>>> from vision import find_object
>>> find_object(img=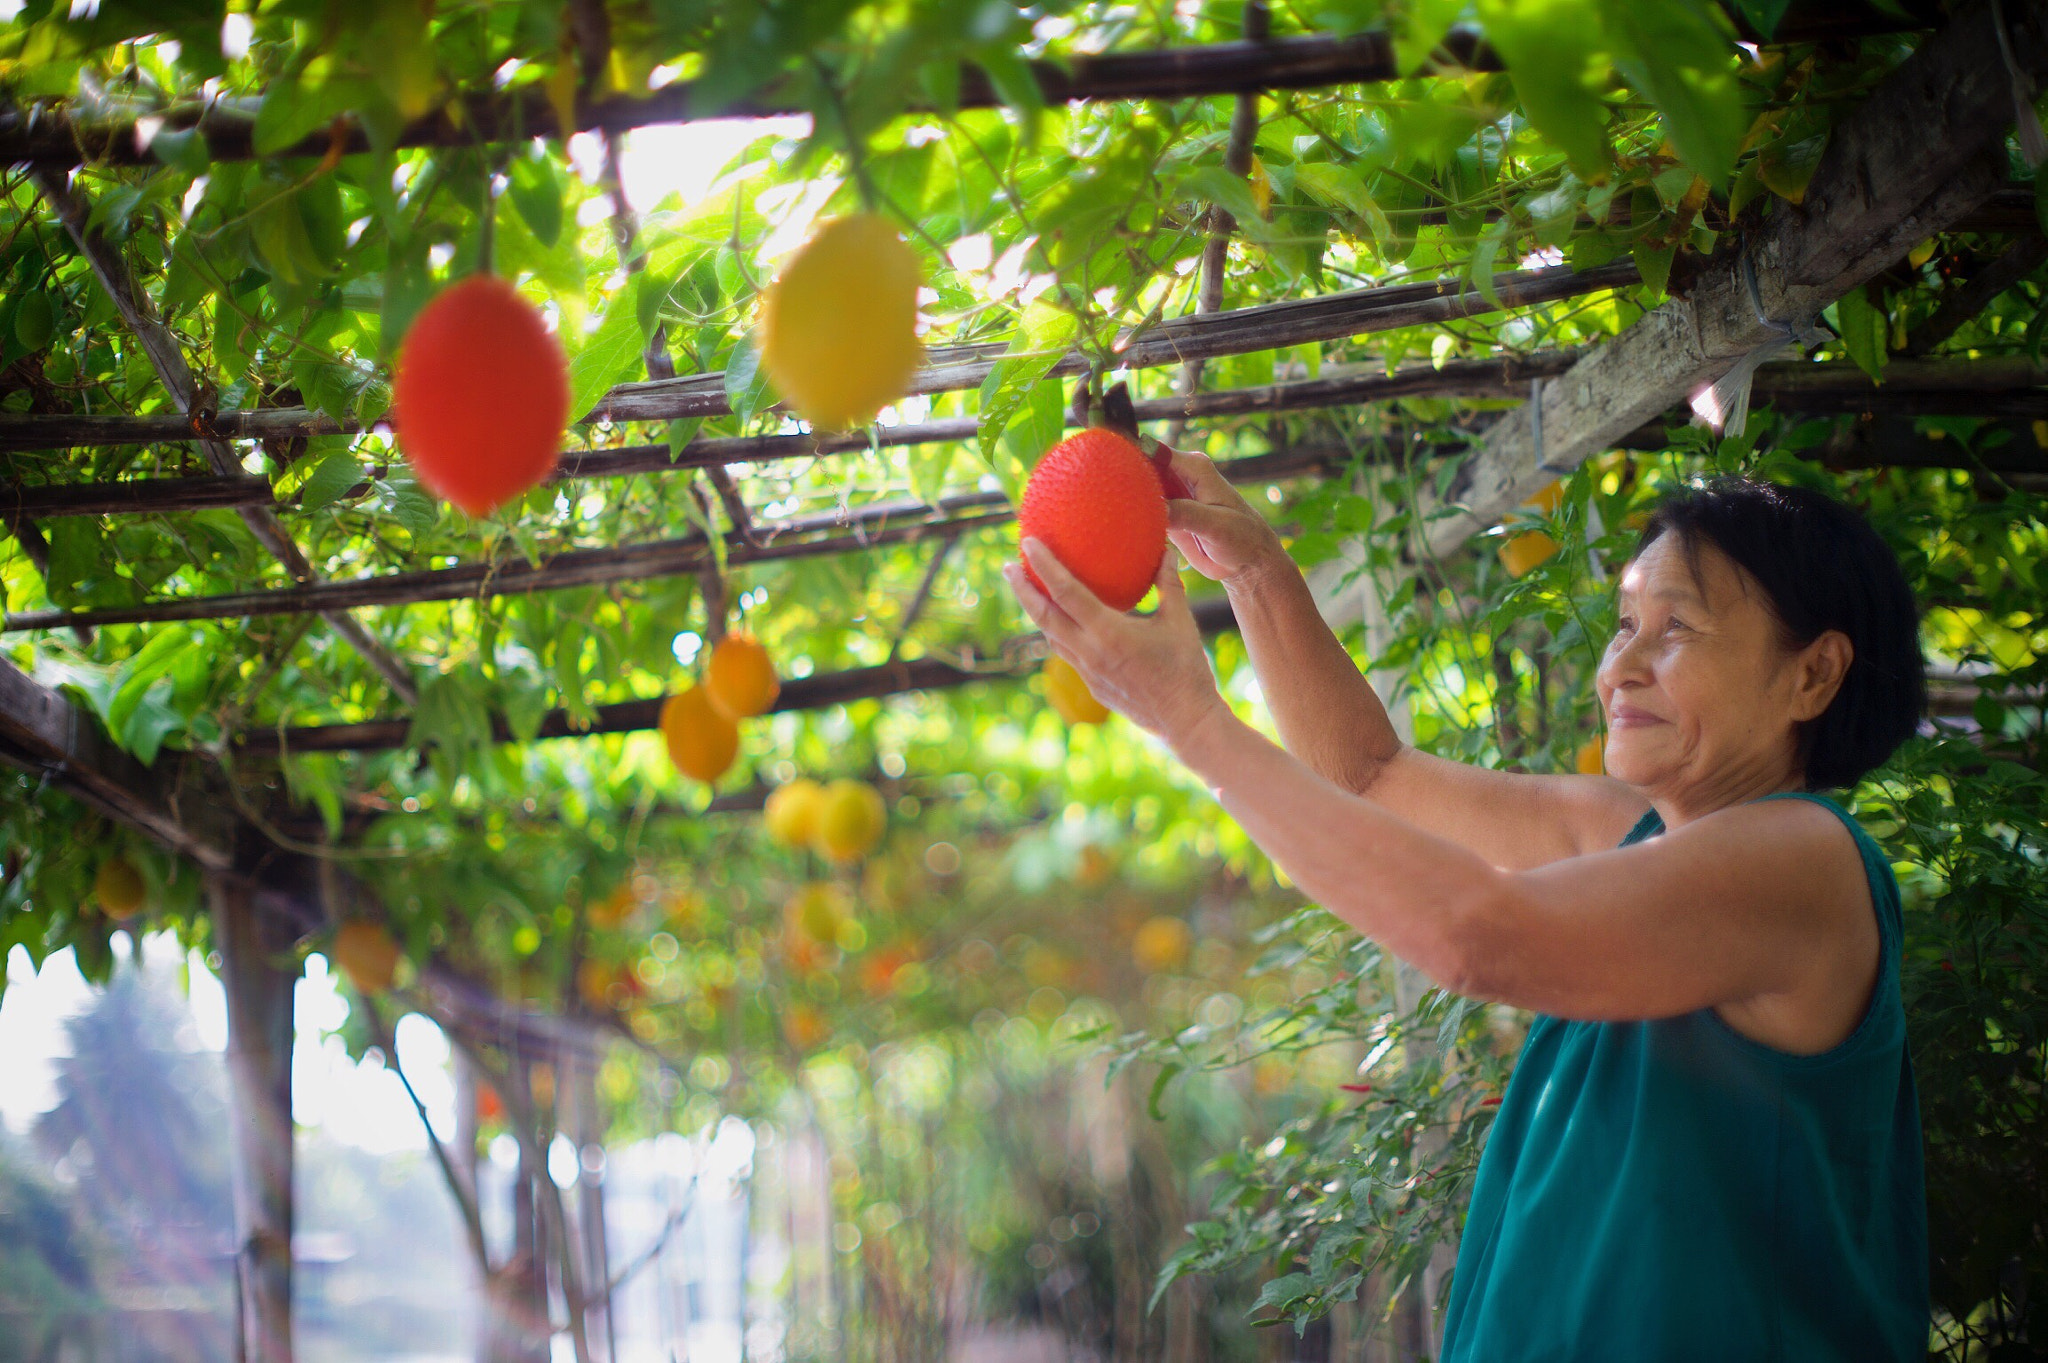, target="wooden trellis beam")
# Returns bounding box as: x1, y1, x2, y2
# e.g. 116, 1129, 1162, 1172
0, 259, 1637, 455
236, 595, 1243, 756
0, 9, 1951, 173
1, 446, 1338, 633
7, 353, 2041, 520
31, 170, 422, 707
1419, 0, 2048, 559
